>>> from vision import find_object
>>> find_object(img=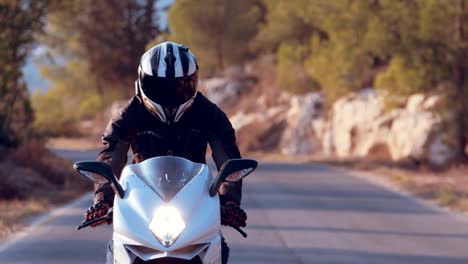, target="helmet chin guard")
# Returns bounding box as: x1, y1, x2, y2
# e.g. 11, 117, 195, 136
137, 79, 196, 124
